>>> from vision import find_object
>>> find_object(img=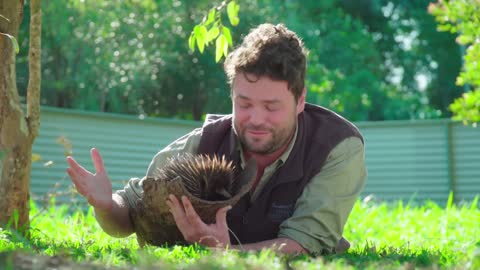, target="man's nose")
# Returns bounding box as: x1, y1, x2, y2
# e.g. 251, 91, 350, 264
249, 107, 265, 125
